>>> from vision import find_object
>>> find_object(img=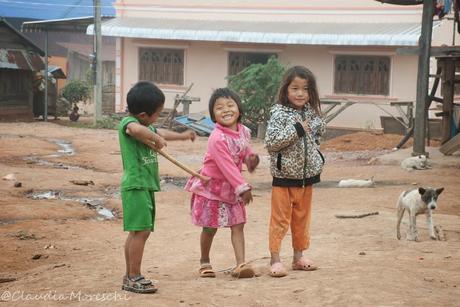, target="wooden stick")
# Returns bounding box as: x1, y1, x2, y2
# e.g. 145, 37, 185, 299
154, 146, 209, 182
335, 212, 379, 219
